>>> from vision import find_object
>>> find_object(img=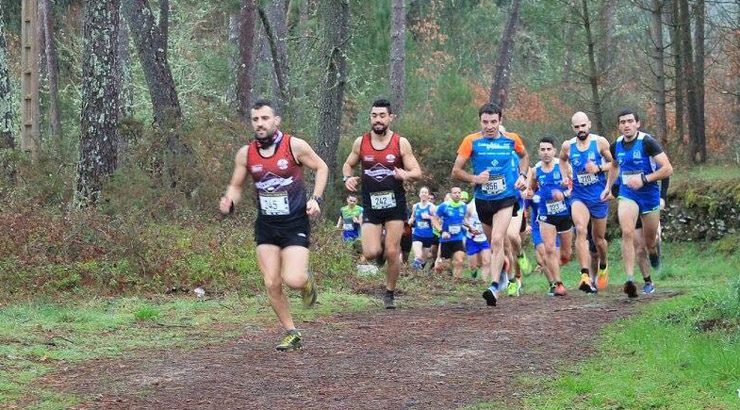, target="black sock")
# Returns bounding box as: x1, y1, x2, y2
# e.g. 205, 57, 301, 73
556, 281, 563, 286
644, 276, 652, 284
599, 263, 607, 270
385, 289, 394, 296
581, 268, 589, 275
